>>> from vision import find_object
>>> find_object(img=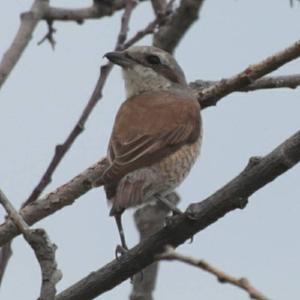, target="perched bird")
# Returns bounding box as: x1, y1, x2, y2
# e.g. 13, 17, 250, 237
96, 46, 202, 253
